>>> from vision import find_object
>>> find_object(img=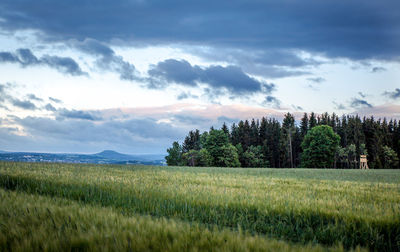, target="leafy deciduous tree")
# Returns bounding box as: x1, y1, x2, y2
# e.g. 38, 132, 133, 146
301, 125, 340, 168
